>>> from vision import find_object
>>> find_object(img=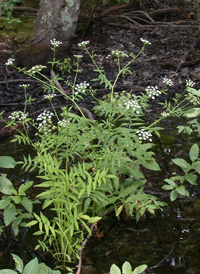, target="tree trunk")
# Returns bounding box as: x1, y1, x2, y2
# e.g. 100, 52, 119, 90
16, 0, 81, 69
33, 0, 81, 45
